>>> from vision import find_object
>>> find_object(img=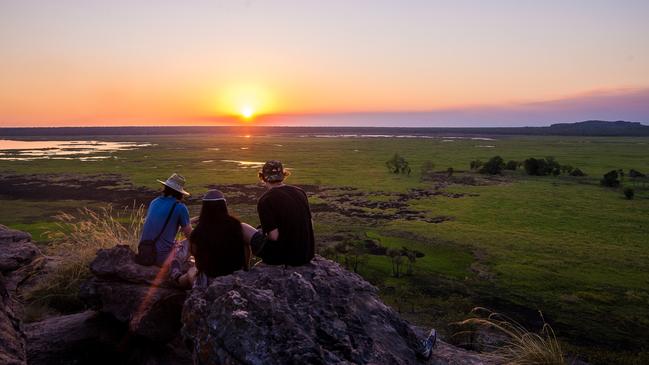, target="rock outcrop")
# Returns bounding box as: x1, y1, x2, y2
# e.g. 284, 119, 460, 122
80, 245, 187, 342
182, 256, 486, 365
0, 226, 488, 365
0, 224, 38, 273
0, 224, 42, 365
25, 311, 116, 365
0, 277, 26, 365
